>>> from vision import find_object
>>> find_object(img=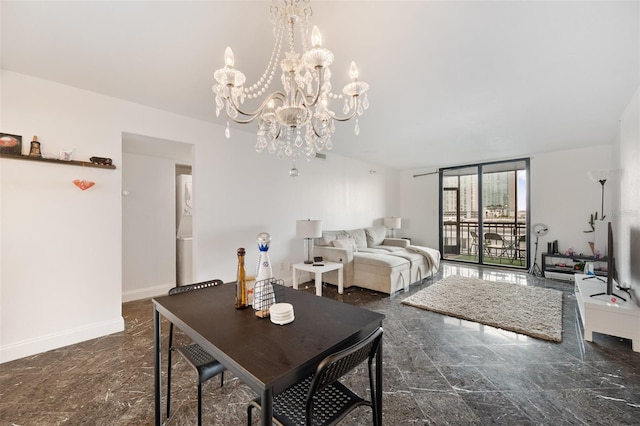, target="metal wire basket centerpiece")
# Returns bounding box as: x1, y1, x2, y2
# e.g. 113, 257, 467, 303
253, 278, 285, 318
